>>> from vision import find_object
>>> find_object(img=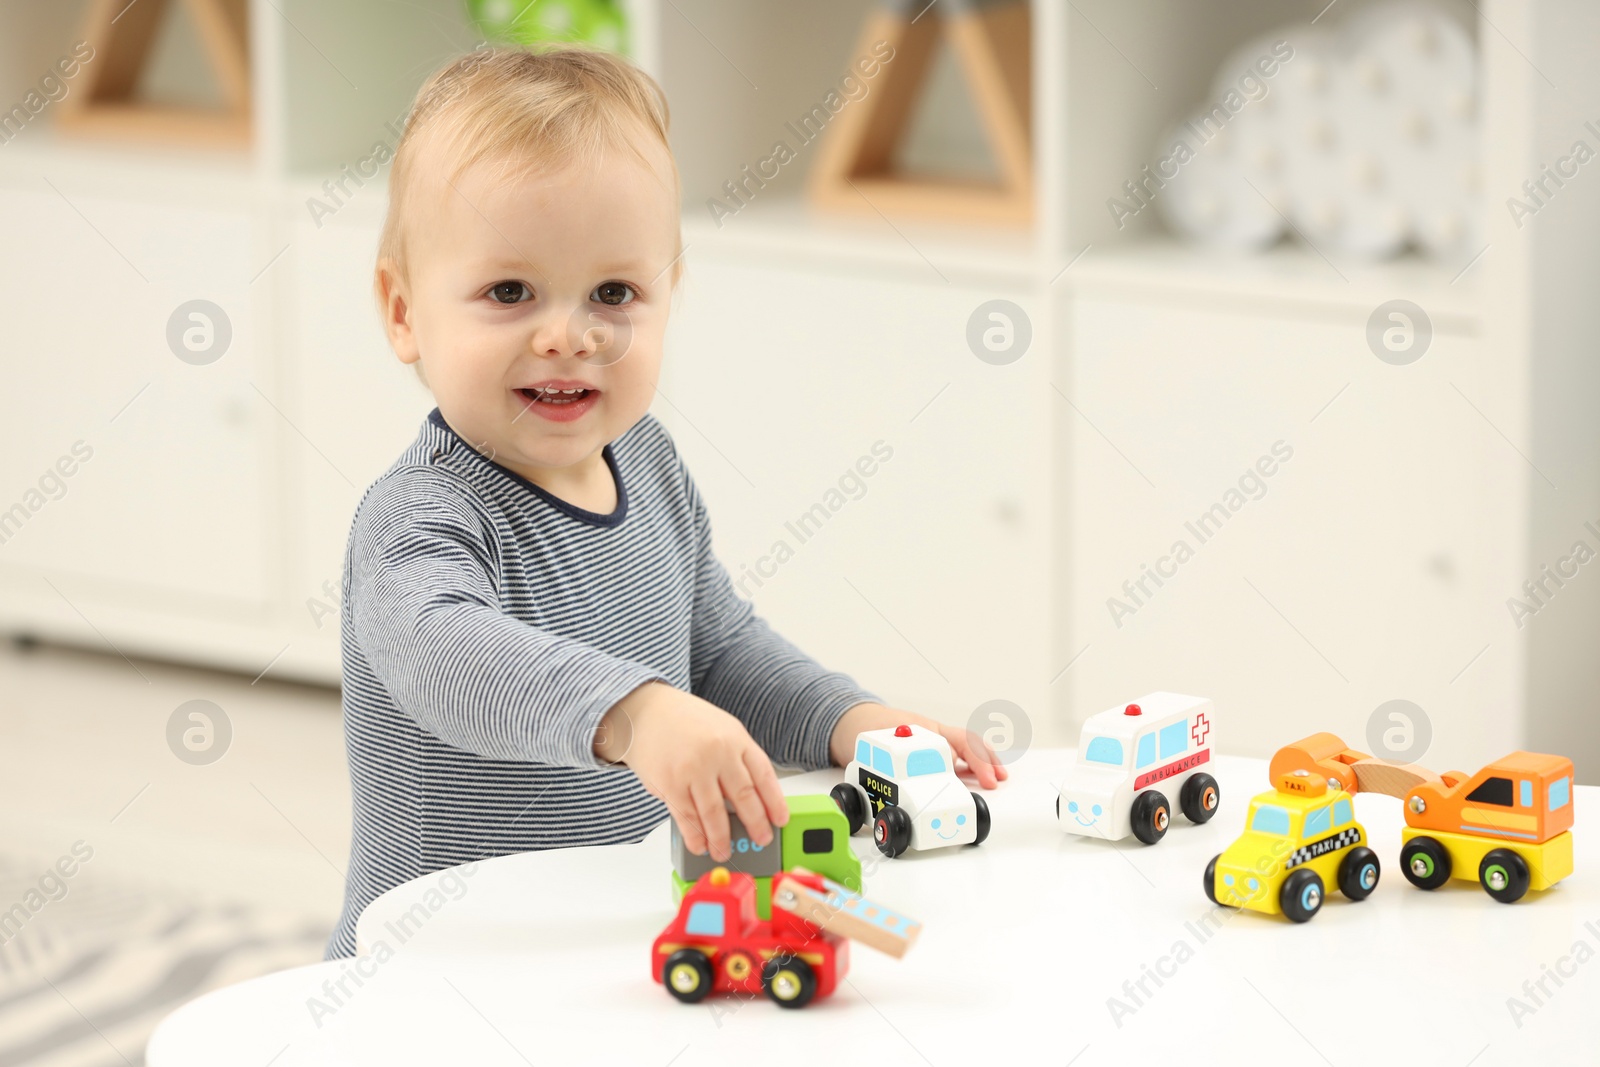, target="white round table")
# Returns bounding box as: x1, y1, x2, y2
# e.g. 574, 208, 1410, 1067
149, 750, 1596, 1066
